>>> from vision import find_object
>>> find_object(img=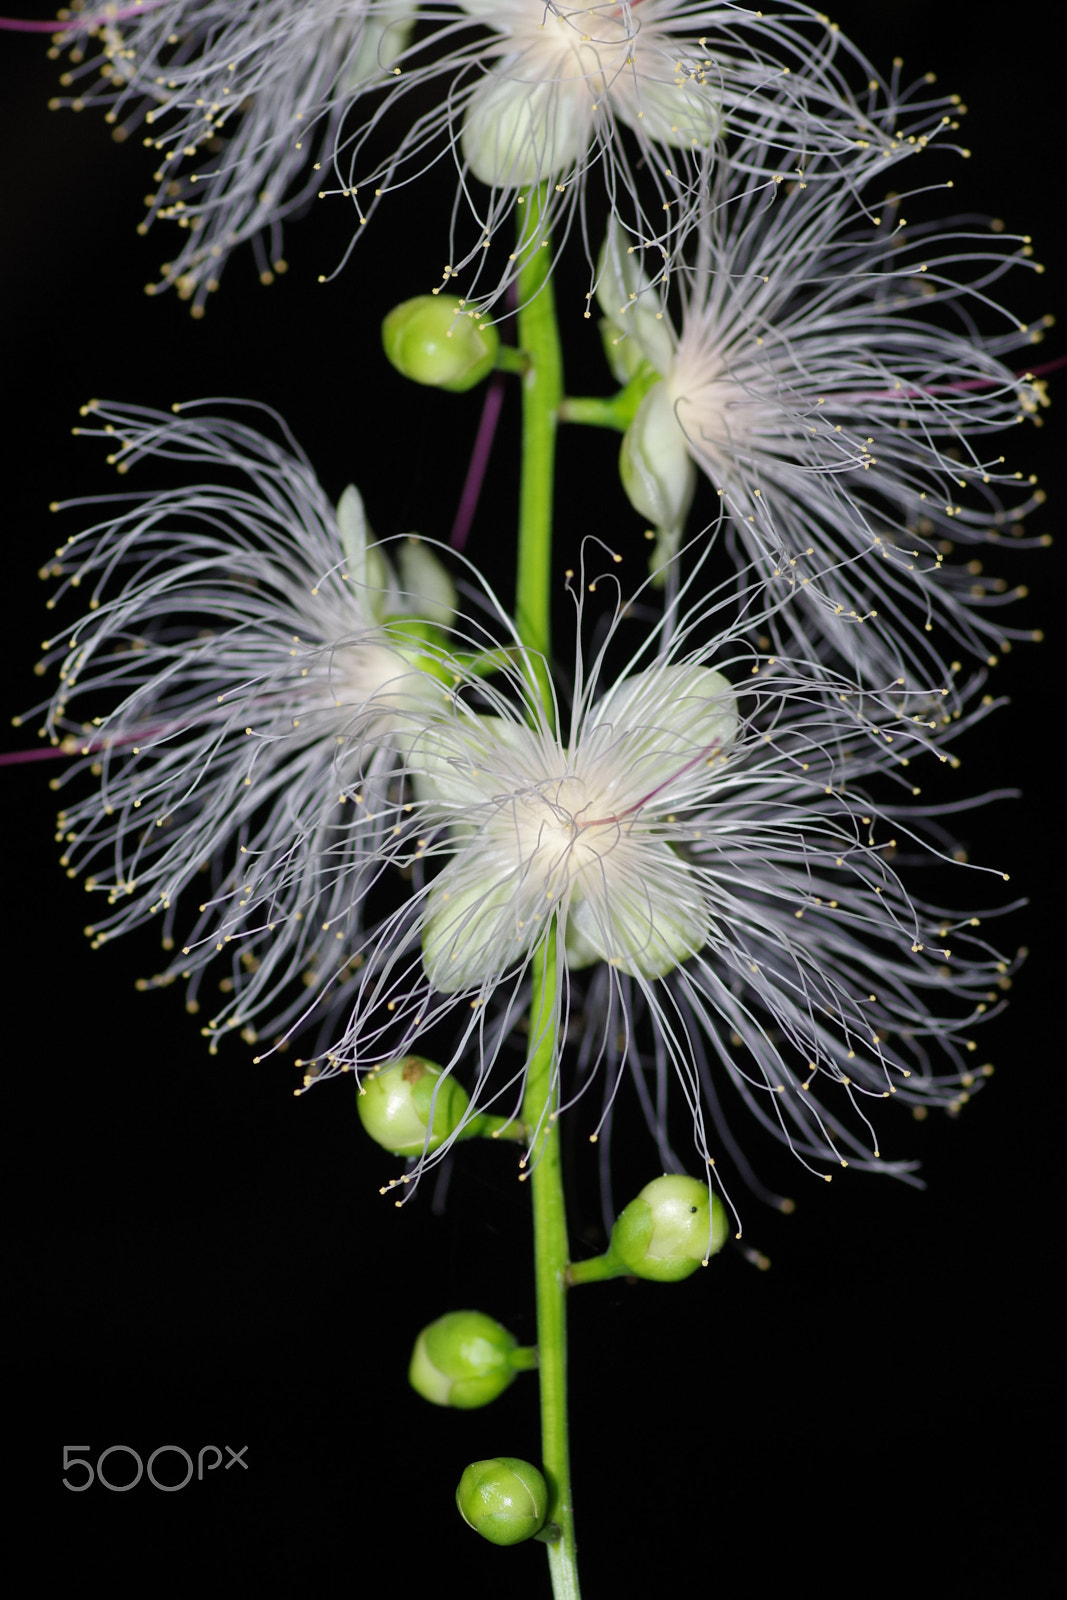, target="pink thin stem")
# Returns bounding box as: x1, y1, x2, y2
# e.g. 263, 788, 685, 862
450, 373, 505, 553
845, 352, 1067, 405
0, 743, 75, 765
